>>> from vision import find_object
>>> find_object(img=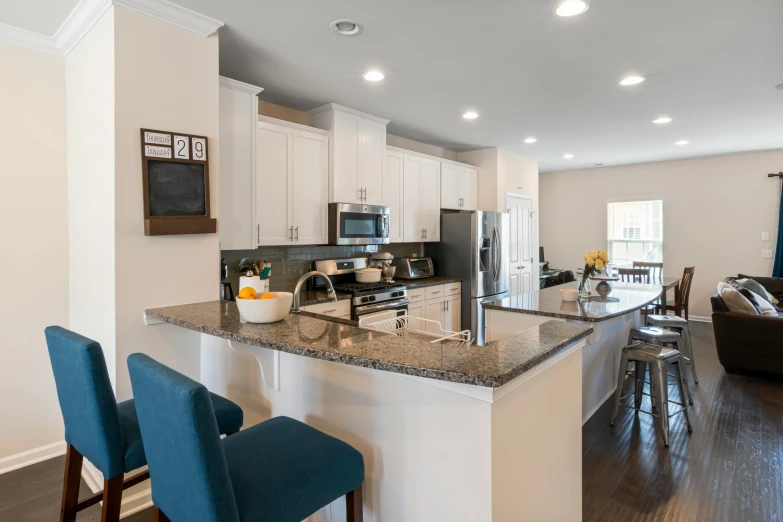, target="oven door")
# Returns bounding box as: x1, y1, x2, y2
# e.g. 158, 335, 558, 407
355, 299, 409, 324
329, 203, 390, 245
